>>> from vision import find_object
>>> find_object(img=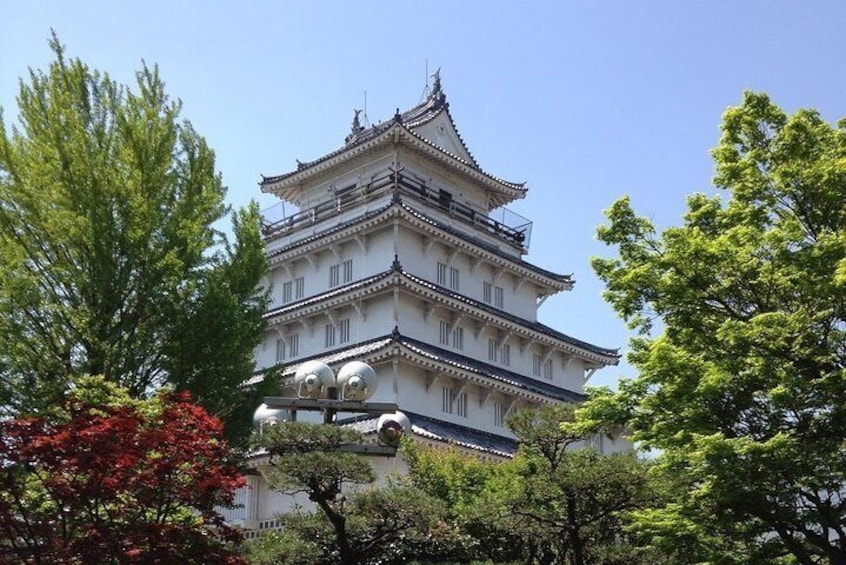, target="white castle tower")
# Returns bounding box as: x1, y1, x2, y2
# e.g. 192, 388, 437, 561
236, 75, 621, 531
